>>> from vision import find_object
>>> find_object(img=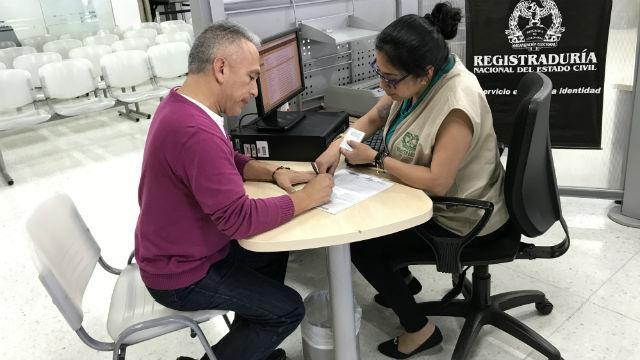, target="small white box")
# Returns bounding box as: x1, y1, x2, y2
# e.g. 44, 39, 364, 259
340, 128, 365, 151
